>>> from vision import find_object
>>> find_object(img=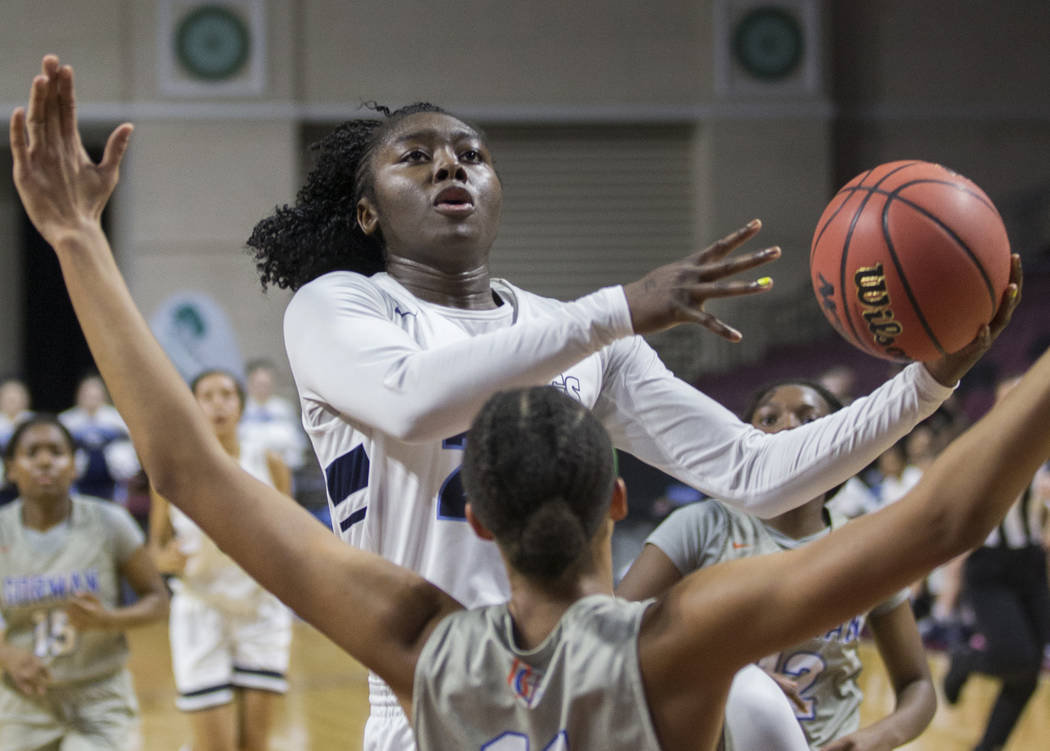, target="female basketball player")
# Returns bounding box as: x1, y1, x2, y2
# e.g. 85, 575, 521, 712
0, 415, 168, 750
618, 380, 936, 750
10, 56, 1026, 751
150, 370, 293, 751
249, 71, 990, 751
